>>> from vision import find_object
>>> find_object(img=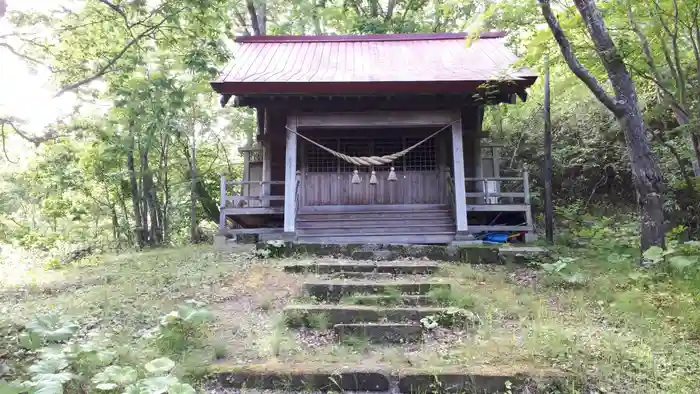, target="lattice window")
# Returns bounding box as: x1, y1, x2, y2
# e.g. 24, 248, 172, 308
338, 140, 371, 172
373, 138, 402, 171
403, 137, 437, 171
248, 149, 262, 163
305, 139, 338, 173
304, 134, 438, 173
